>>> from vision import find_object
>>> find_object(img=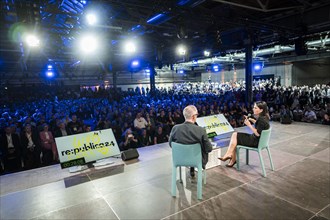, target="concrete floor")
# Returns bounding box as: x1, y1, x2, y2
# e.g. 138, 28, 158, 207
0, 122, 329, 220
